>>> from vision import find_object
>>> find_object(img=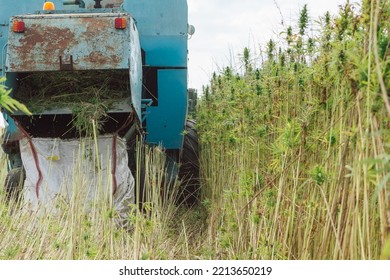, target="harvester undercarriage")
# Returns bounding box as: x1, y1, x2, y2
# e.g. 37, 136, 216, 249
1, 0, 199, 211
